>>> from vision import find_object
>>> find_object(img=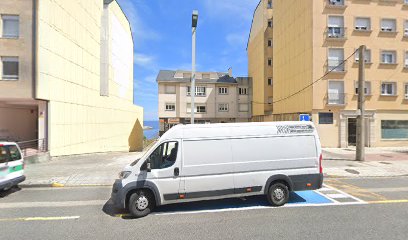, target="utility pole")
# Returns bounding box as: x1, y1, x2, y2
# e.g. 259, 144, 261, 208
191, 10, 198, 124
356, 45, 366, 161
